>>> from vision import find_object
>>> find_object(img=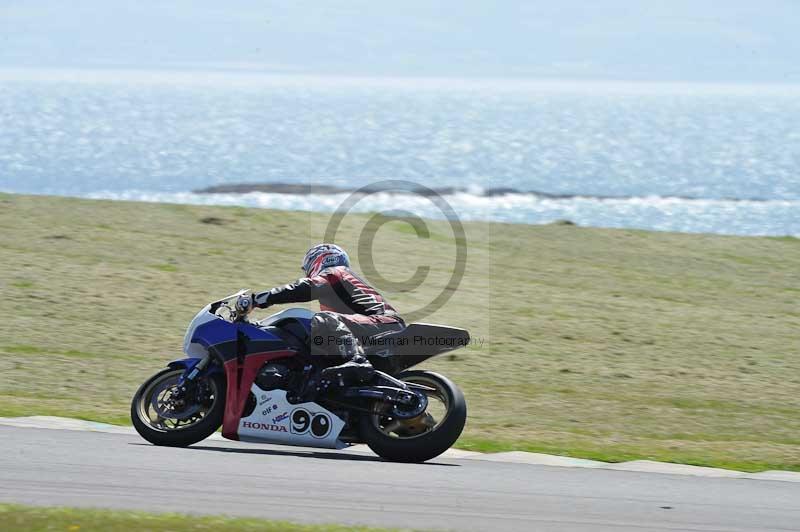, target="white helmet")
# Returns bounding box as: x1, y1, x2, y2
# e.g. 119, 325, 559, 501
301, 243, 350, 277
